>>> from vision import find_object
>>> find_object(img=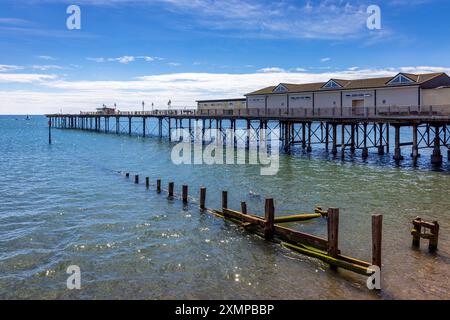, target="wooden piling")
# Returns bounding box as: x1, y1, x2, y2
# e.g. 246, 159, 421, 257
222, 191, 228, 210
134, 175, 139, 184
156, 179, 161, 193
182, 185, 188, 203
241, 202, 247, 215
327, 208, 339, 261
429, 221, 439, 252
125, 172, 130, 178
264, 198, 275, 240
372, 214, 383, 268
145, 177, 150, 189
200, 187, 206, 210
412, 217, 422, 247
168, 182, 174, 198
